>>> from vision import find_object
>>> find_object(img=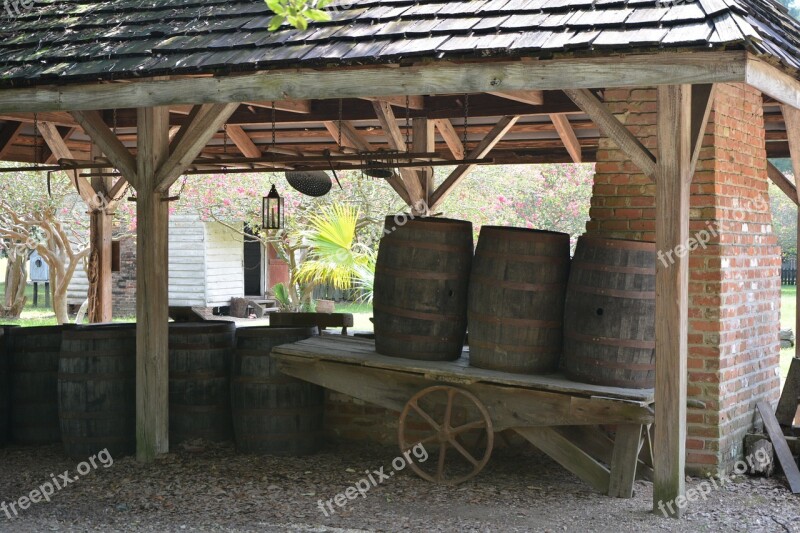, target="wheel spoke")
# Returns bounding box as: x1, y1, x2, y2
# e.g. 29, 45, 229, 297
410, 400, 441, 432
451, 420, 487, 435
449, 436, 480, 466
436, 442, 447, 482
416, 433, 440, 446
443, 388, 455, 429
